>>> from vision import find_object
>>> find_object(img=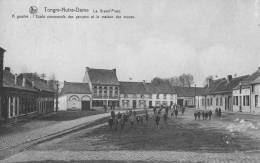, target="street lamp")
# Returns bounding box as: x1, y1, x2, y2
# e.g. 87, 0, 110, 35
55, 81, 59, 112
